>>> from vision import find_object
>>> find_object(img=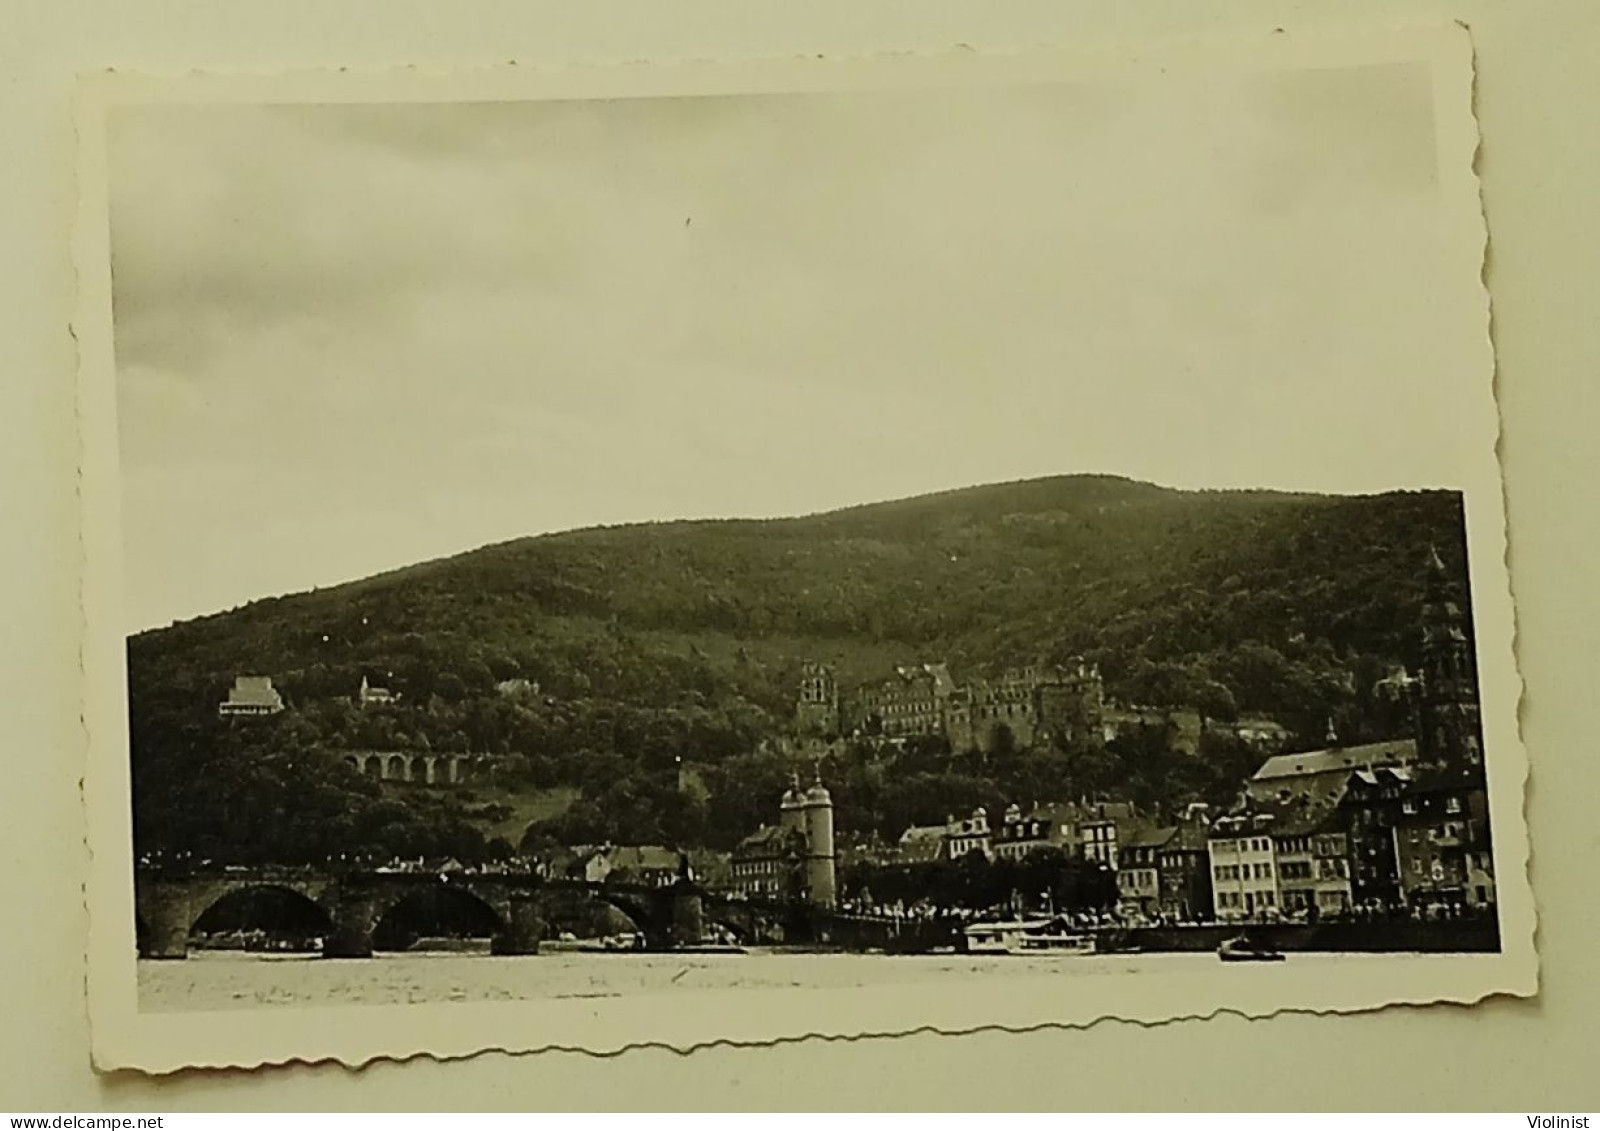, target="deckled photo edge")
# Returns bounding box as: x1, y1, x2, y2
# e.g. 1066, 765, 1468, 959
74, 24, 1535, 1074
